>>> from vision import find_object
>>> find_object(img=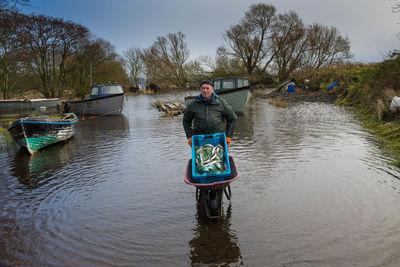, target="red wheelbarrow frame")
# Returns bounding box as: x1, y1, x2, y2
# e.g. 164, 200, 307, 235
184, 156, 239, 218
